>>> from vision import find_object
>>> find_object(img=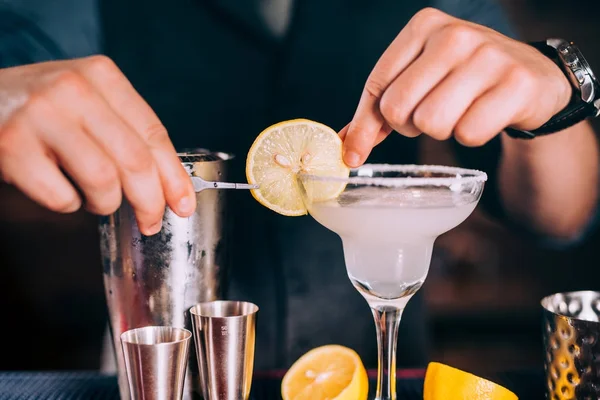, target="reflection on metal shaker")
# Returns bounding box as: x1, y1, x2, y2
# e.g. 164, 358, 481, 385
99, 150, 232, 400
